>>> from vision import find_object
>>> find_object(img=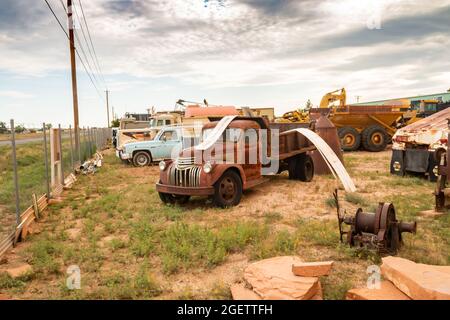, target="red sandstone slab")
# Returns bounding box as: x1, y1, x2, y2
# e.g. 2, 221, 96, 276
346, 281, 411, 300
381, 256, 450, 300
292, 261, 334, 277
